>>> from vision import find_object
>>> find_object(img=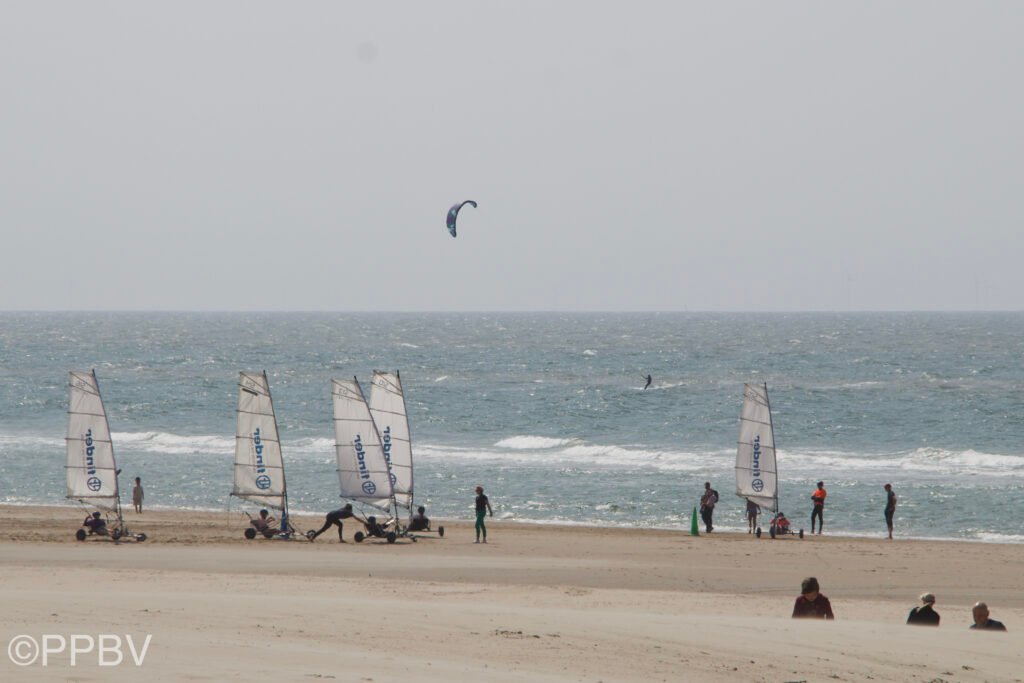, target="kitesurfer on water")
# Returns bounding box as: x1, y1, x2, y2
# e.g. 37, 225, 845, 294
643, 374, 652, 390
